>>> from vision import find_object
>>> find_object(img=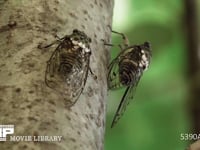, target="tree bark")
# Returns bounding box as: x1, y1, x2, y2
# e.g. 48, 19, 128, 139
187, 140, 200, 150
184, 0, 200, 134
0, 0, 113, 149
